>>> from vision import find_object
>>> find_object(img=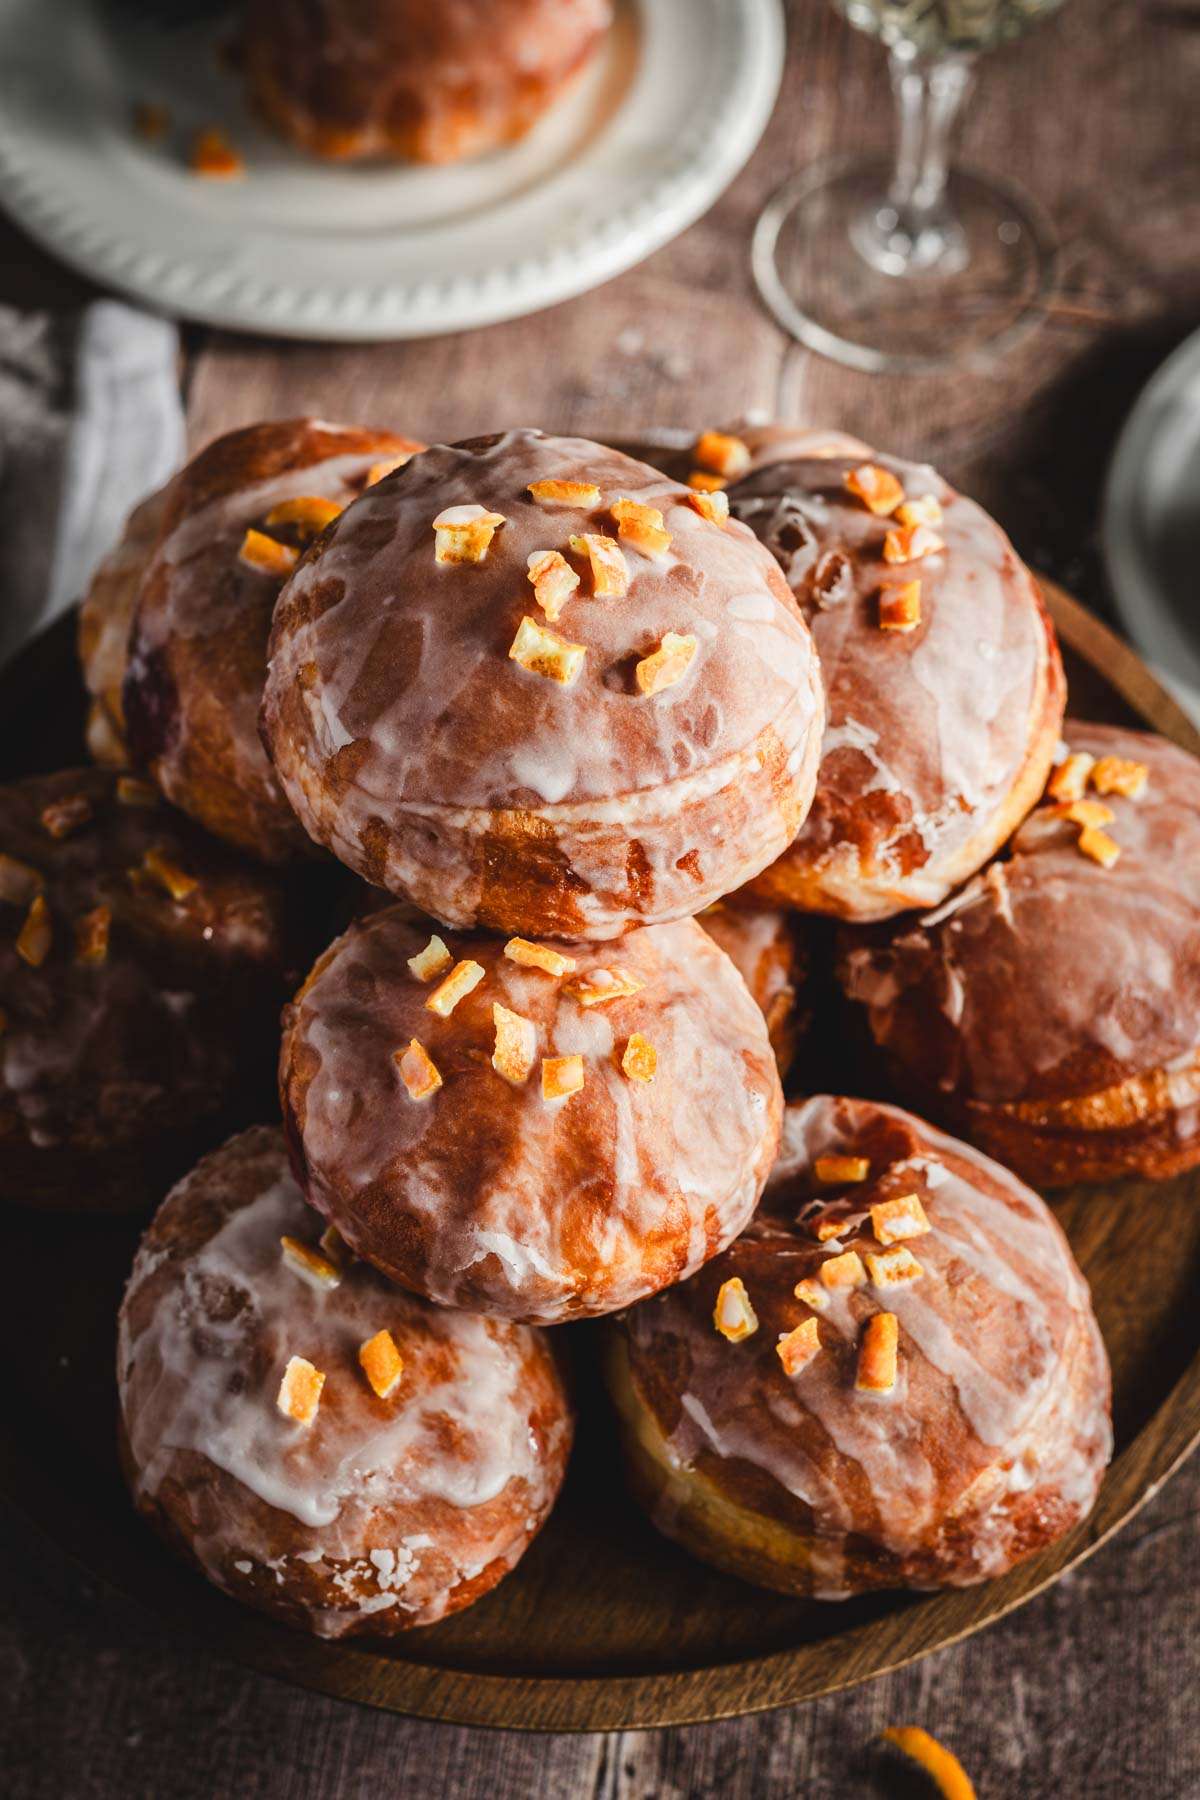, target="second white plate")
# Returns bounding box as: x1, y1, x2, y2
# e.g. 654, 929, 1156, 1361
0, 0, 784, 341
1103, 325, 1200, 725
